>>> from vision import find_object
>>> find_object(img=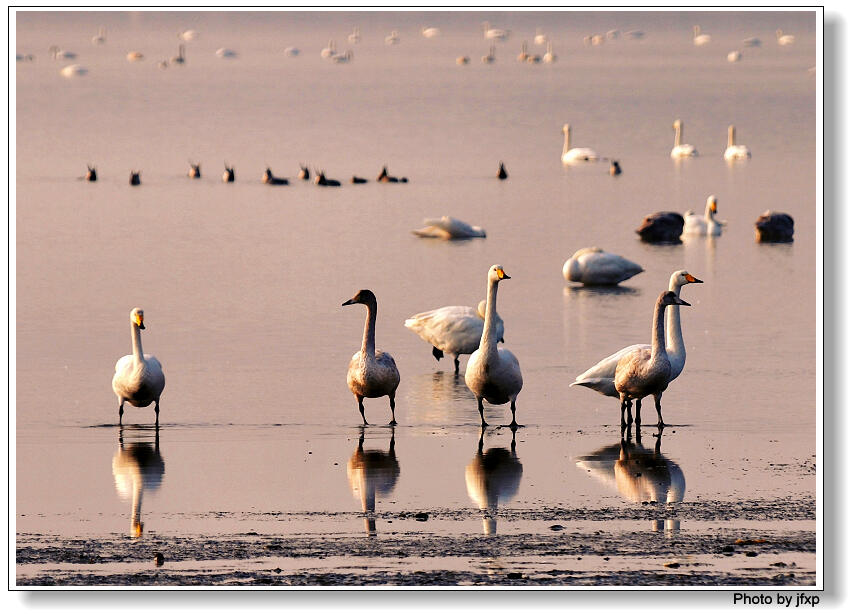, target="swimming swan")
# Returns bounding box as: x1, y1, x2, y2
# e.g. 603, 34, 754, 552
723, 125, 751, 161
692, 25, 711, 46
112, 308, 166, 425
483, 22, 510, 40
543, 41, 557, 63
343, 290, 401, 425
682, 195, 724, 236
776, 29, 795, 45
411, 216, 486, 239
561, 124, 599, 163
636, 211, 684, 243
615, 291, 691, 428
755, 210, 794, 242
405, 300, 505, 374
562, 247, 643, 286
465, 265, 523, 429
670, 119, 698, 158
571, 270, 703, 421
